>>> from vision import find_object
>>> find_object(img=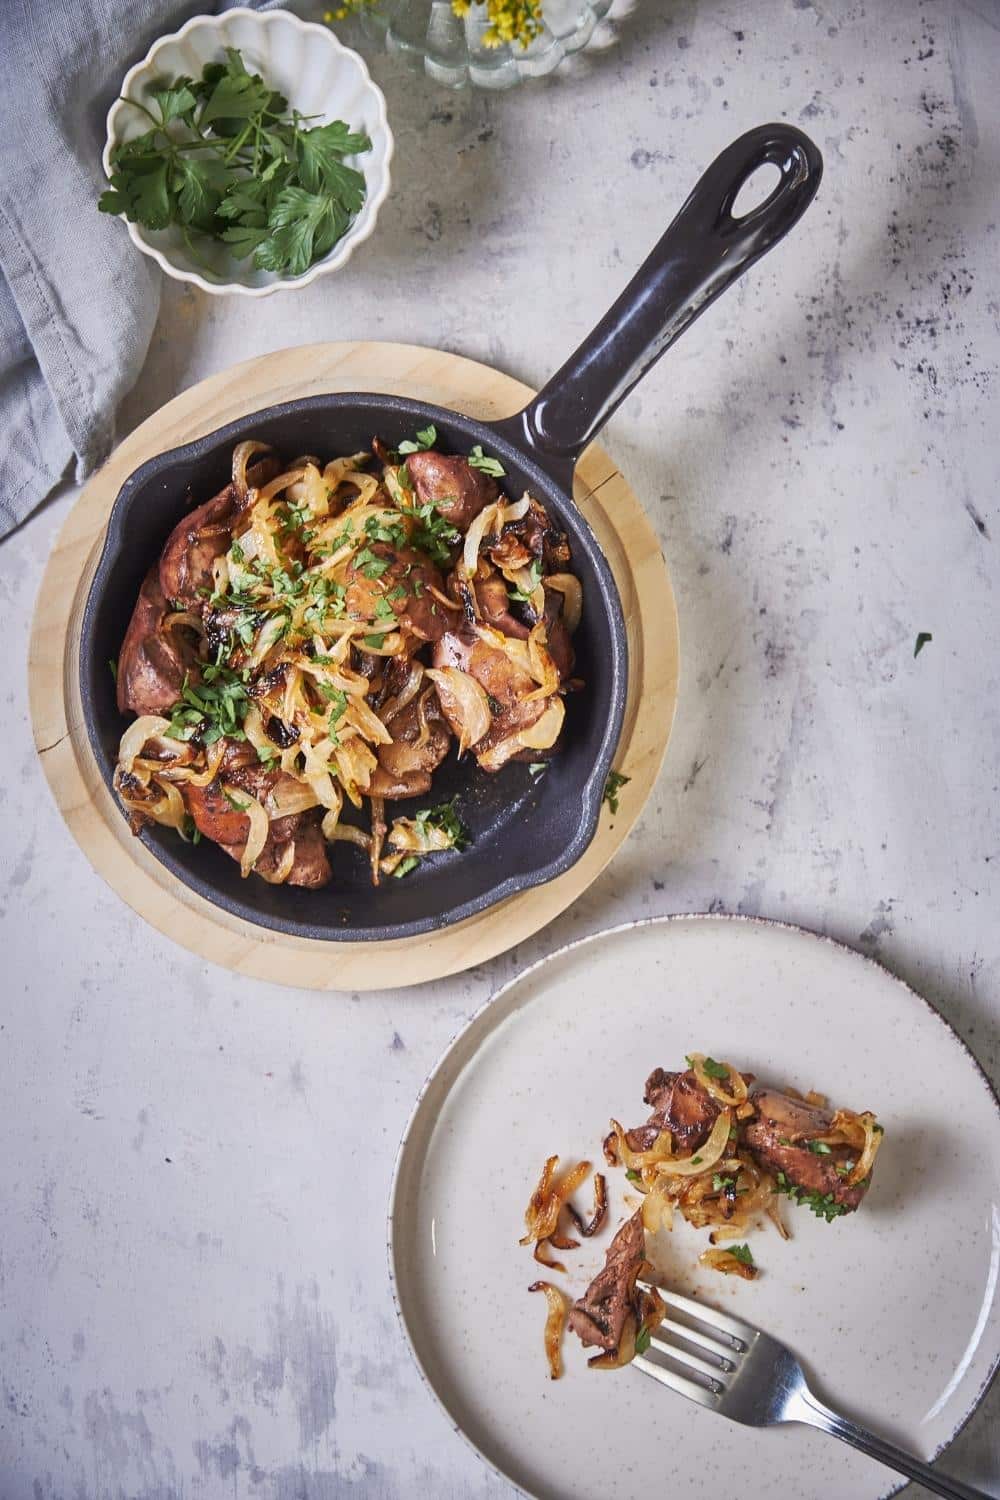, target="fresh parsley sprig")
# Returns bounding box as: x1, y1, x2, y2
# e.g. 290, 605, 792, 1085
603, 770, 630, 815
99, 47, 371, 278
